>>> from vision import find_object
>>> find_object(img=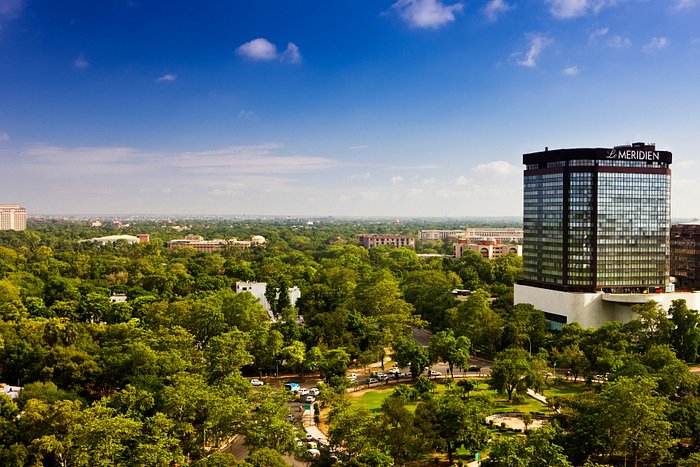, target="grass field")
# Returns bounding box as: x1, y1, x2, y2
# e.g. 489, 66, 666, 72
349, 378, 591, 415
